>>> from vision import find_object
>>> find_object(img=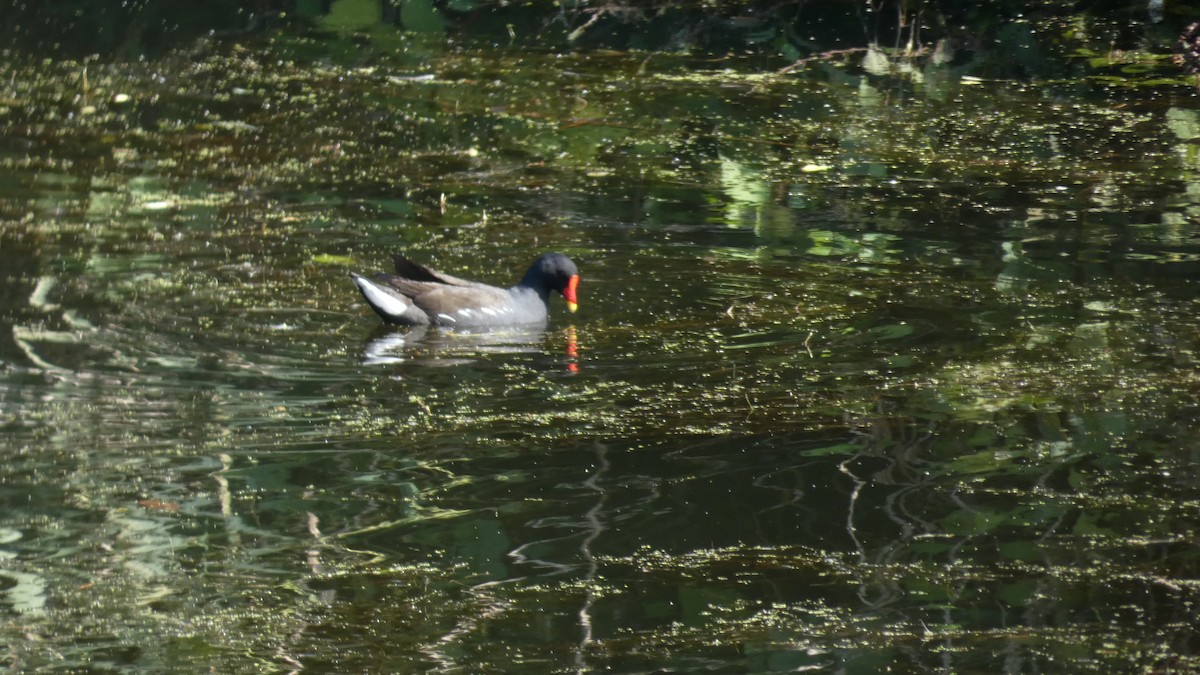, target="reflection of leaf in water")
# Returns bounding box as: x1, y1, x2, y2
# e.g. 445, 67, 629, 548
941, 507, 1005, 535
947, 449, 1007, 475
999, 541, 1040, 562
862, 45, 892, 76
997, 578, 1039, 607
801, 442, 861, 457
1073, 511, 1118, 537
871, 323, 915, 341
719, 157, 770, 206
0, 570, 47, 615
311, 254, 356, 266
1166, 108, 1200, 140
320, 0, 380, 30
